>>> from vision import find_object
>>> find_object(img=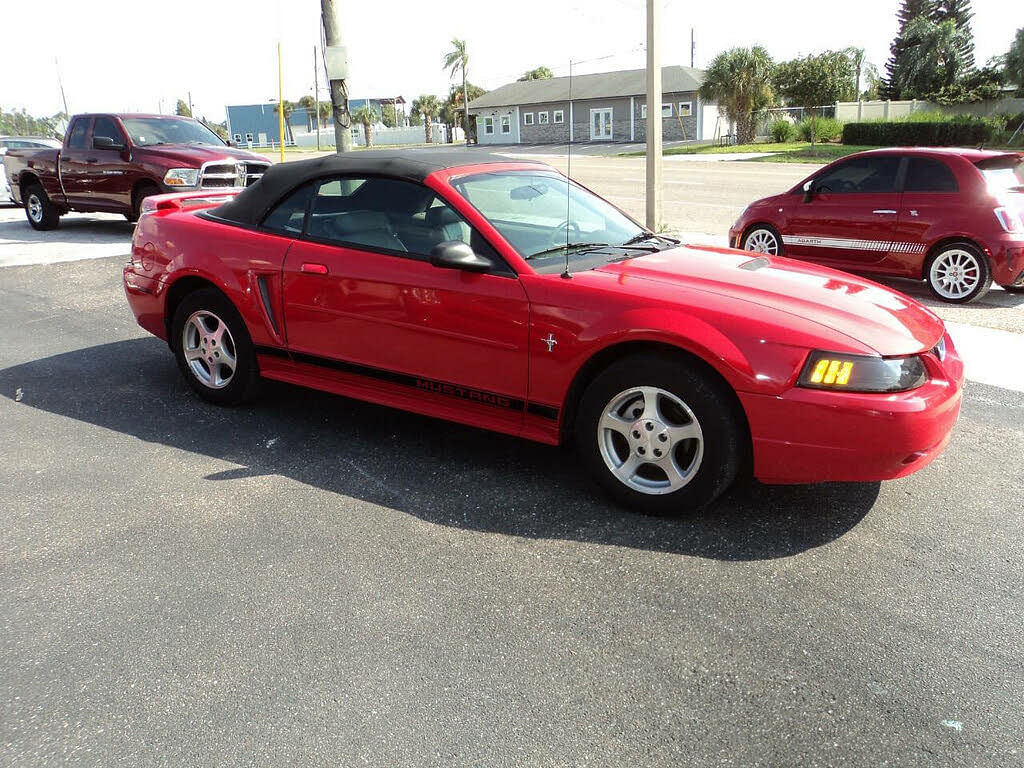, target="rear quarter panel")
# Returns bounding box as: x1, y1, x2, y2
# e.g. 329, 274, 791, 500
131, 210, 293, 348
4, 149, 63, 205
